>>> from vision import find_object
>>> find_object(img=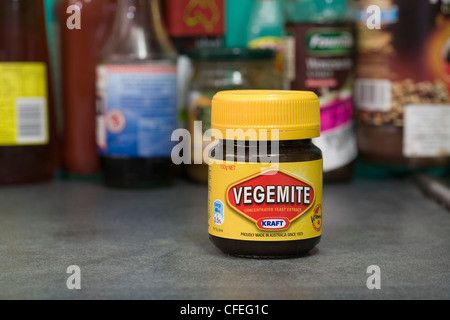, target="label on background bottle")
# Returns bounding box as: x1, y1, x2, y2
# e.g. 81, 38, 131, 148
0, 63, 49, 146
403, 104, 450, 158
313, 94, 358, 172
208, 160, 323, 242
248, 36, 285, 73
286, 23, 358, 172
96, 64, 177, 158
